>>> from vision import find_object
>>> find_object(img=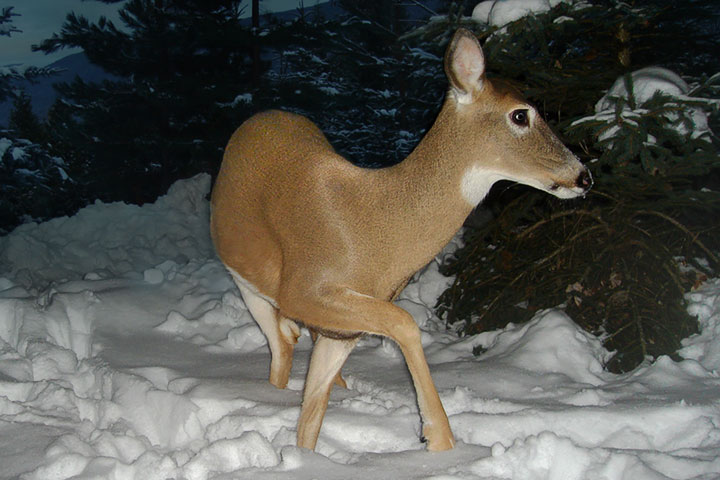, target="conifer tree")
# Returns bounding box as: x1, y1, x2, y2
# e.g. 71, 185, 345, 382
9, 91, 47, 144
34, 0, 255, 203
0, 7, 72, 232
0, 7, 57, 104
254, 7, 443, 167
415, 0, 720, 372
